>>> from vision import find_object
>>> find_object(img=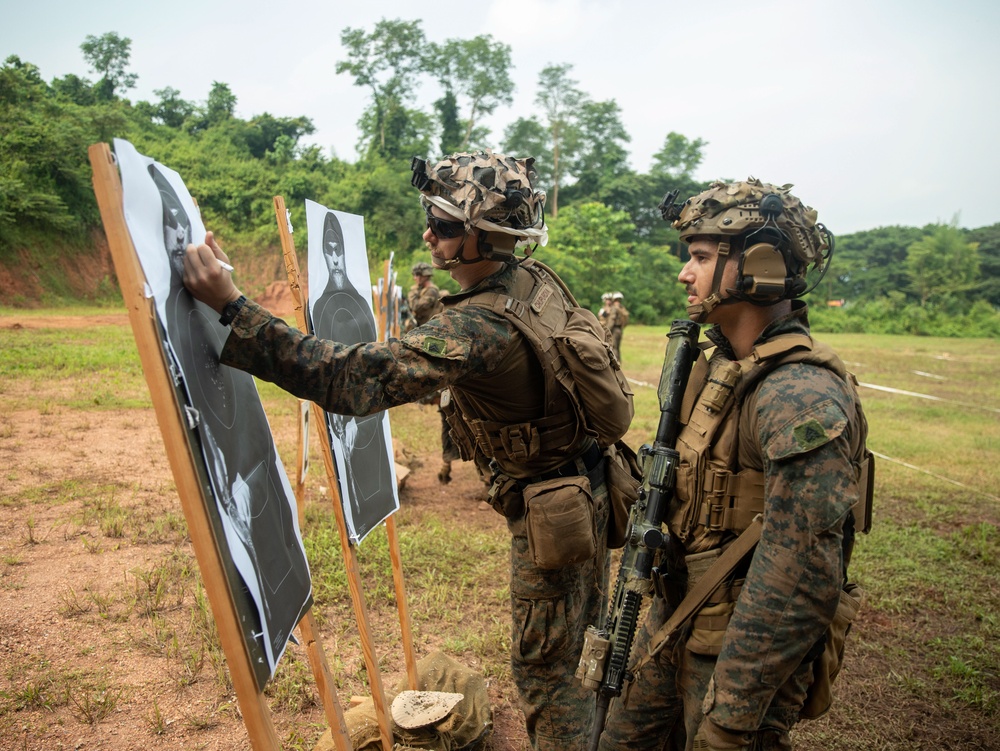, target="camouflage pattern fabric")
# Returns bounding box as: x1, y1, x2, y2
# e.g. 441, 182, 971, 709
610, 303, 628, 362
509, 468, 610, 750
220, 262, 609, 748
222, 282, 516, 418
599, 306, 862, 751
599, 304, 620, 334
671, 178, 828, 275
415, 150, 544, 233
407, 281, 444, 326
